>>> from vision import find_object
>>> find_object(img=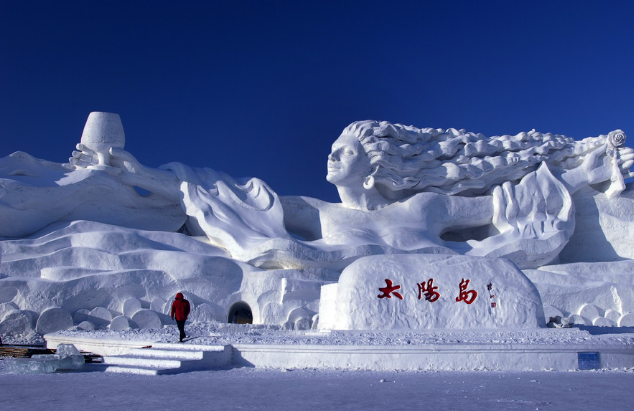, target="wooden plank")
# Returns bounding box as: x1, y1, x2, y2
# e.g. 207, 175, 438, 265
0, 345, 102, 362
0, 346, 55, 358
